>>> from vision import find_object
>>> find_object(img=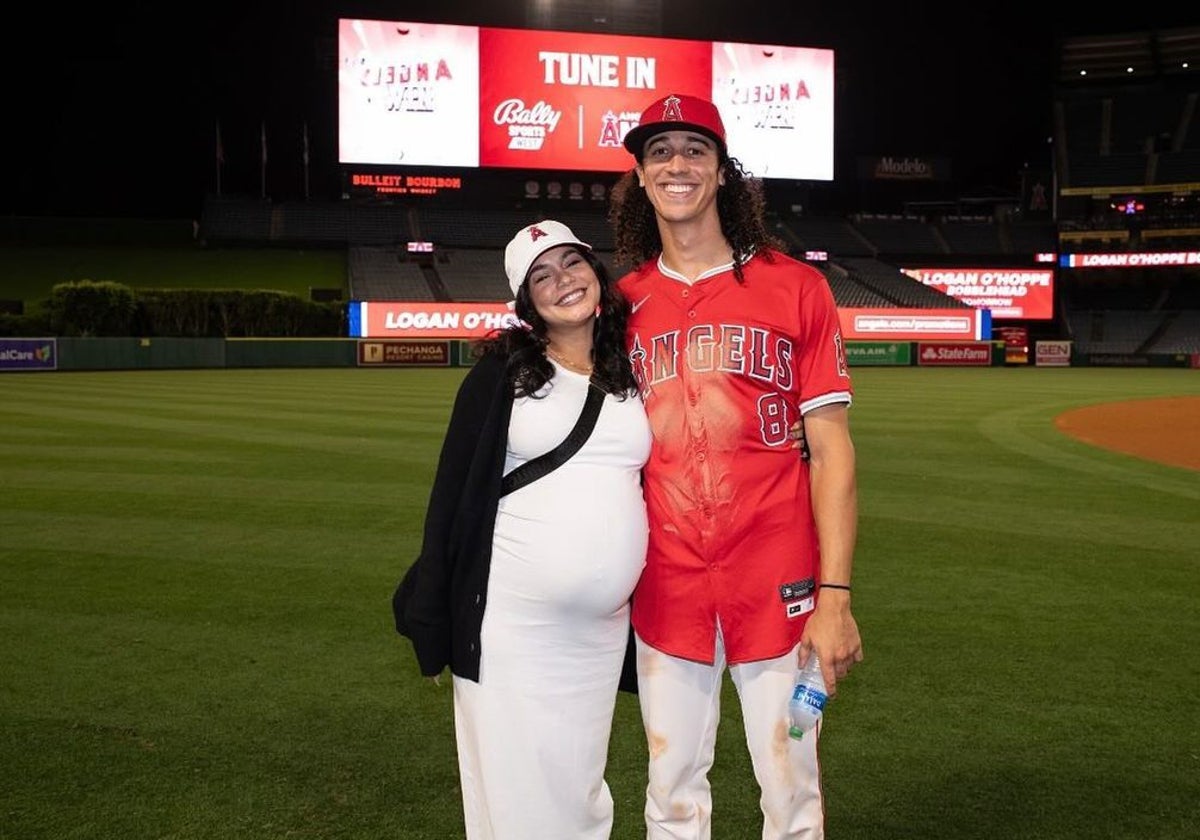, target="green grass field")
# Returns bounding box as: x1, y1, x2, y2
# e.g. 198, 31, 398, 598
1, 366, 1197, 839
